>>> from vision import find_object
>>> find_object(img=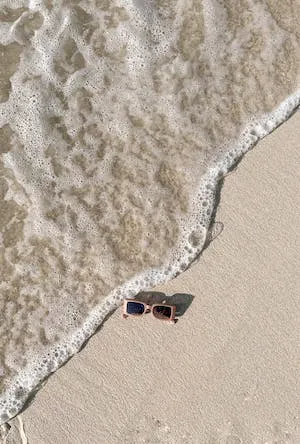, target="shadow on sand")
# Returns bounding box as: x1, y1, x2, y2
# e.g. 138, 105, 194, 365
136, 291, 194, 317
